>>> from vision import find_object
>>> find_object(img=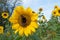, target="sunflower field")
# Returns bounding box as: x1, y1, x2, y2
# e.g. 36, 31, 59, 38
0, 0, 60, 40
